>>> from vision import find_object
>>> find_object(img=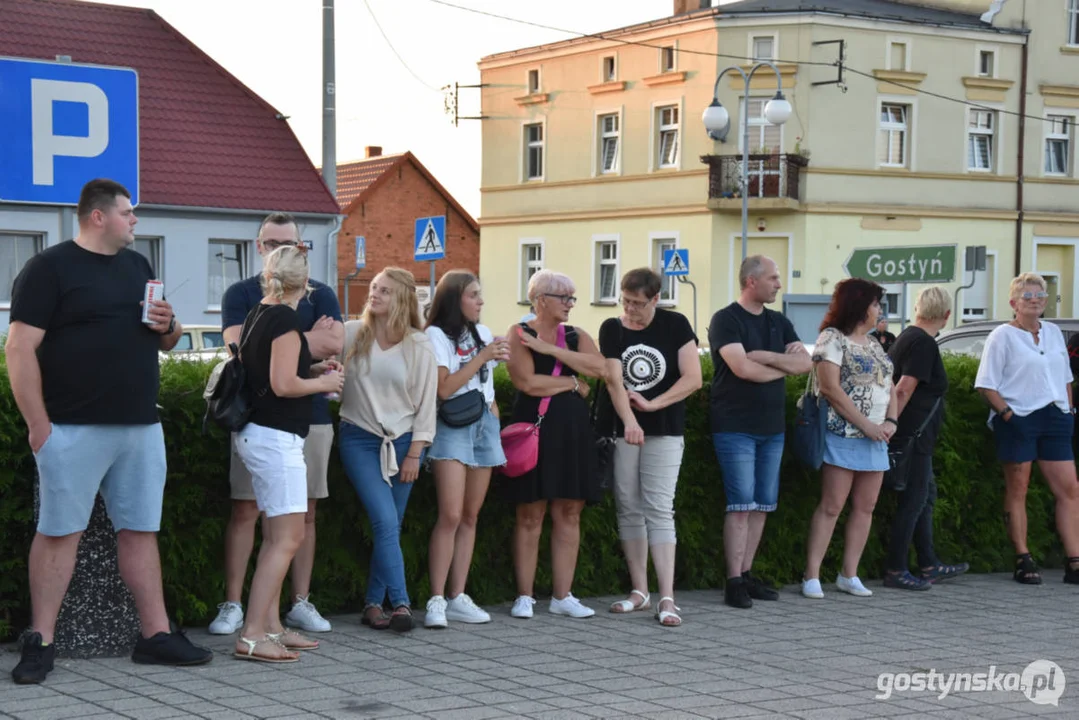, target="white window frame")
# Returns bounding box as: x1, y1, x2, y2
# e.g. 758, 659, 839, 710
527, 68, 541, 94
880, 284, 905, 321
660, 43, 677, 73
885, 36, 911, 72
877, 98, 914, 169
133, 236, 164, 282
975, 45, 998, 78
601, 54, 617, 82
960, 248, 998, 322
522, 120, 546, 182
650, 232, 680, 306
1045, 111, 1075, 177
207, 239, 249, 310
966, 106, 1000, 174
593, 109, 622, 176
1069, 0, 1079, 46
738, 95, 786, 154
749, 32, 778, 61
0, 231, 45, 307
651, 100, 682, 171
518, 238, 545, 304
590, 234, 621, 304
